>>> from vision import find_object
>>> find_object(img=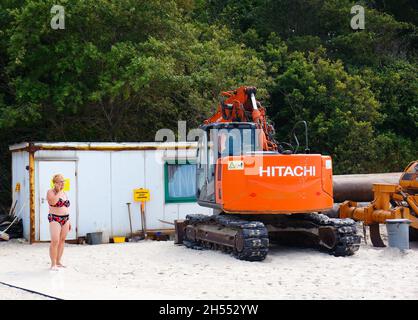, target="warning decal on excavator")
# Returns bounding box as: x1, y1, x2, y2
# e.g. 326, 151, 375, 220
228, 160, 244, 170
